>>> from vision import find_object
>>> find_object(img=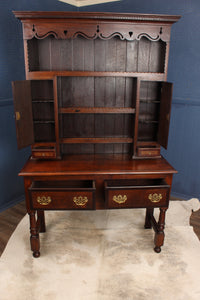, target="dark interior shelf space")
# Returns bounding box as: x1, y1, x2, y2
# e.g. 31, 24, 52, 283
33, 122, 56, 143
105, 178, 169, 188
31, 180, 94, 189
27, 36, 166, 73
57, 76, 137, 110
31, 80, 54, 100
